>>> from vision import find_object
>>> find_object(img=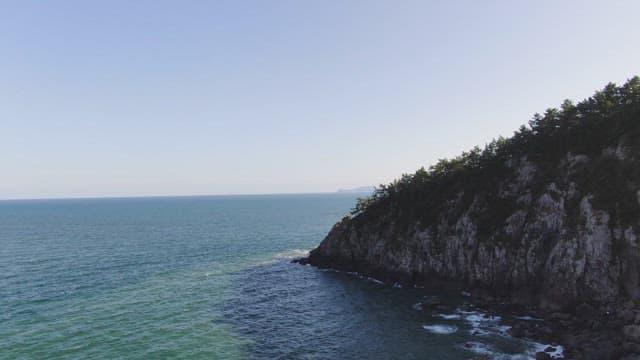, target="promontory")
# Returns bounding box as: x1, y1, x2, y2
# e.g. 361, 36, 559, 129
300, 77, 640, 359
